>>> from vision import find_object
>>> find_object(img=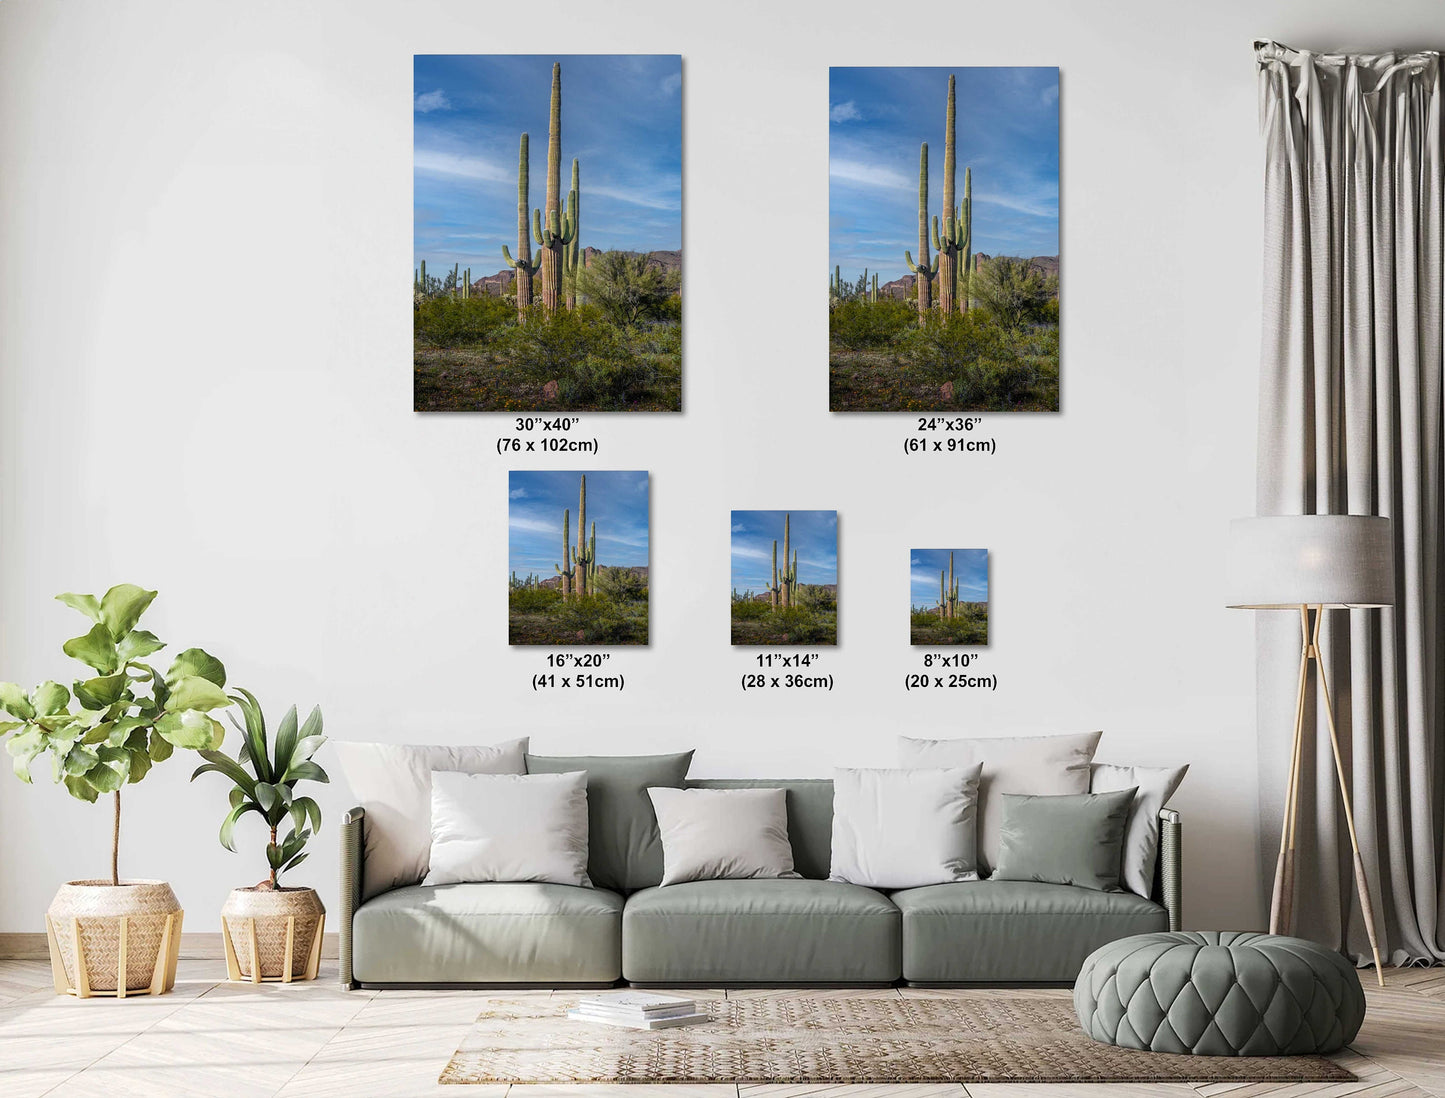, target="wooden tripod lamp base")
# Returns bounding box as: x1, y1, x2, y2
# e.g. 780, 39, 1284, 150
1227, 515, 1394, 989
